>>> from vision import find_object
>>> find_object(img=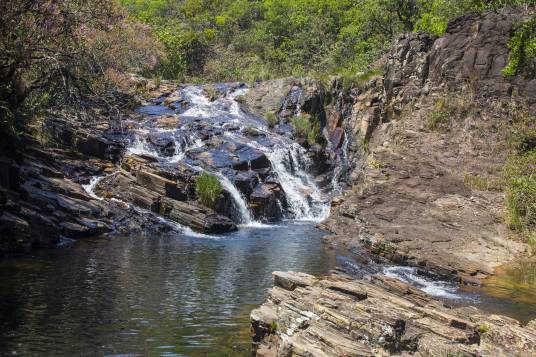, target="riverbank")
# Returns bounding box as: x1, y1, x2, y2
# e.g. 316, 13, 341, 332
252, 272, 536, 357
